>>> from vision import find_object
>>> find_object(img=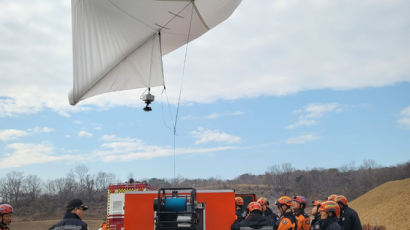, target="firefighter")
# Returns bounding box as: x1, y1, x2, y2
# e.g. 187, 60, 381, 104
335, 195, 362, 230
328, 194, 338, 202
275, 196, 297, 230
98, 220, 107, 230
235, 196, 246, 222
318, 201, 341, 230
49, 199, 89, 230
257, 197, 279, 221
231, 202, 275, 230
311, 200, 323, 230
0, 204, 13, 230
293, 195, 311, 230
